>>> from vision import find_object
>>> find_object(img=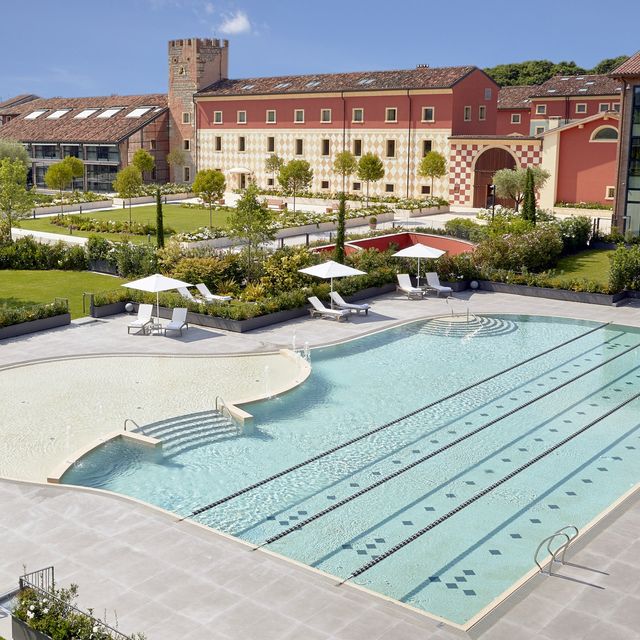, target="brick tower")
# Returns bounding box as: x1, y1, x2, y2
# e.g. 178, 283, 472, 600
168, 38, 229, 182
